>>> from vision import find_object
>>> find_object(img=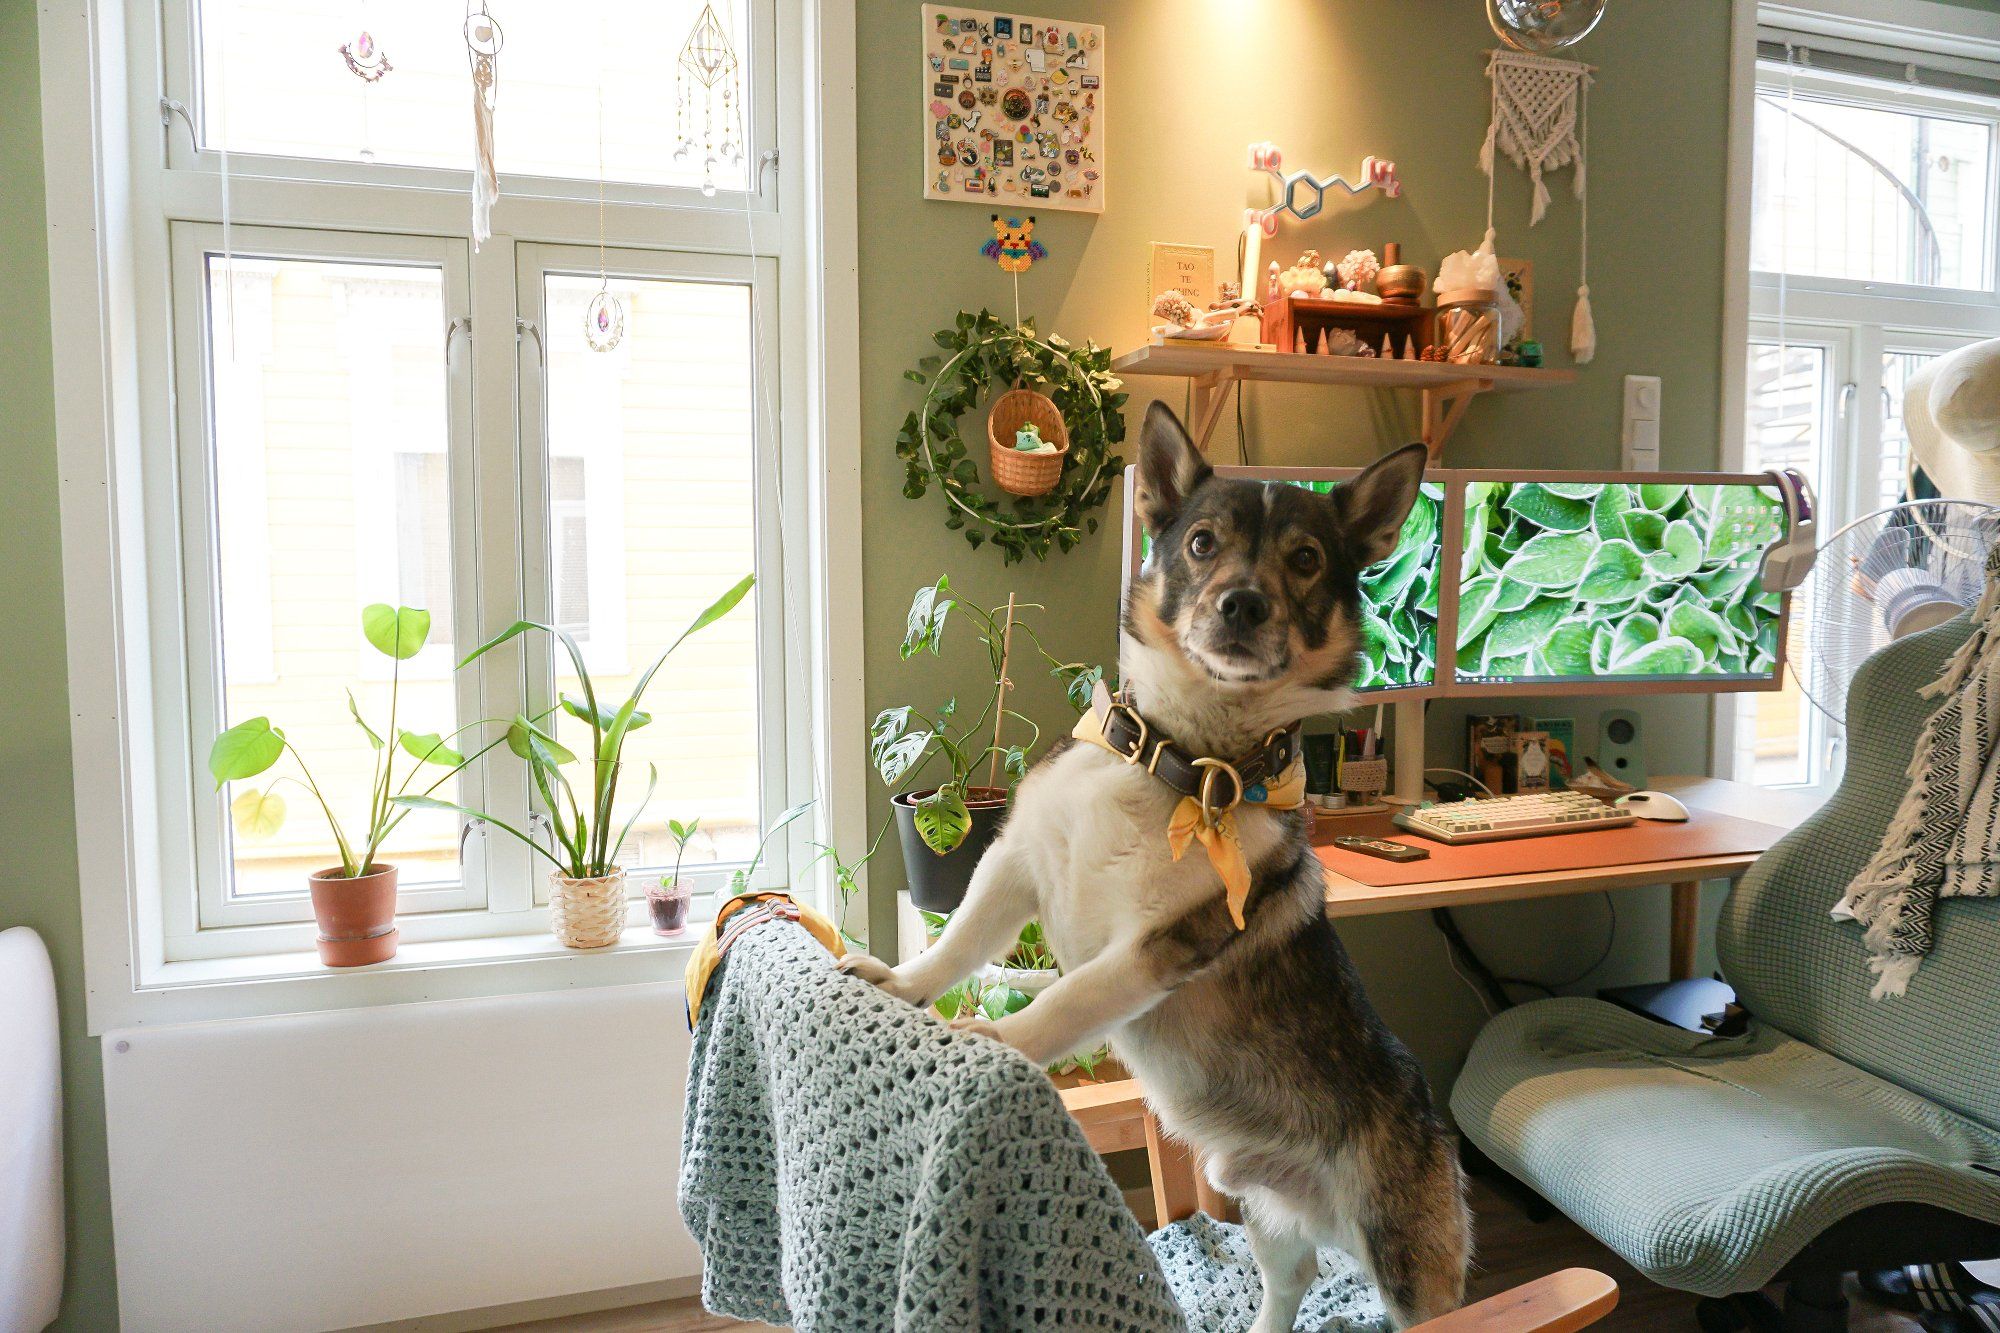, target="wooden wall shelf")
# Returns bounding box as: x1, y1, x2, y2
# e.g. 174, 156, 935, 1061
1110, 342, 1579, 459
